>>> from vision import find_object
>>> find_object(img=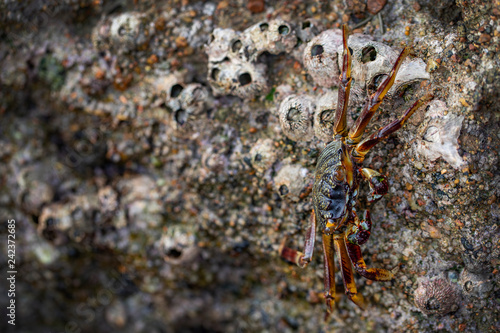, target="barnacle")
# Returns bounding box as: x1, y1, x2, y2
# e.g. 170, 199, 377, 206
205, 28, 241, 63
388, 58, 430, 96
159, 225, 199, 265
278, 94, 315, 142
314, 91, 339, 141
249, 138, 278, 174
207, 58, 268, 99
303, 29, 343, 88
92, 12, 149, 53
245, 19, 297, 60
98, 186, 119, 215
417, 100, 466, 169
414, 276, 460, 315
38, 194, 99, 244
206, 19, 298, 100
346, 34, 398, 92
459, 269, 494, 298
295, 19, 324, 45
274, 163, 310, 202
